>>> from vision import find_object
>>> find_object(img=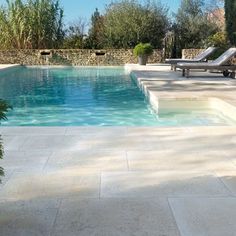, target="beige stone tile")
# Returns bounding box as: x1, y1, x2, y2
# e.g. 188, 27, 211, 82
2, 136, 28, 151
101, 171, 230, 198
0, 170, 100, 201
91, 135, 164, 151
19, 135, 65, 151
66, 126, 127, 137
126, 127, 187, 137
169, 197, 236, 236
51, 198, 180, 236
160, 134, 233, 152
214, 166, 236, 196
0, 198, 60, 236
1, 151, 51, 171
45, 149, 128, 172
0, 127, 66, 135
0, 169, 14, 187
127, 150, 234, 171
19, 135, 92, 151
